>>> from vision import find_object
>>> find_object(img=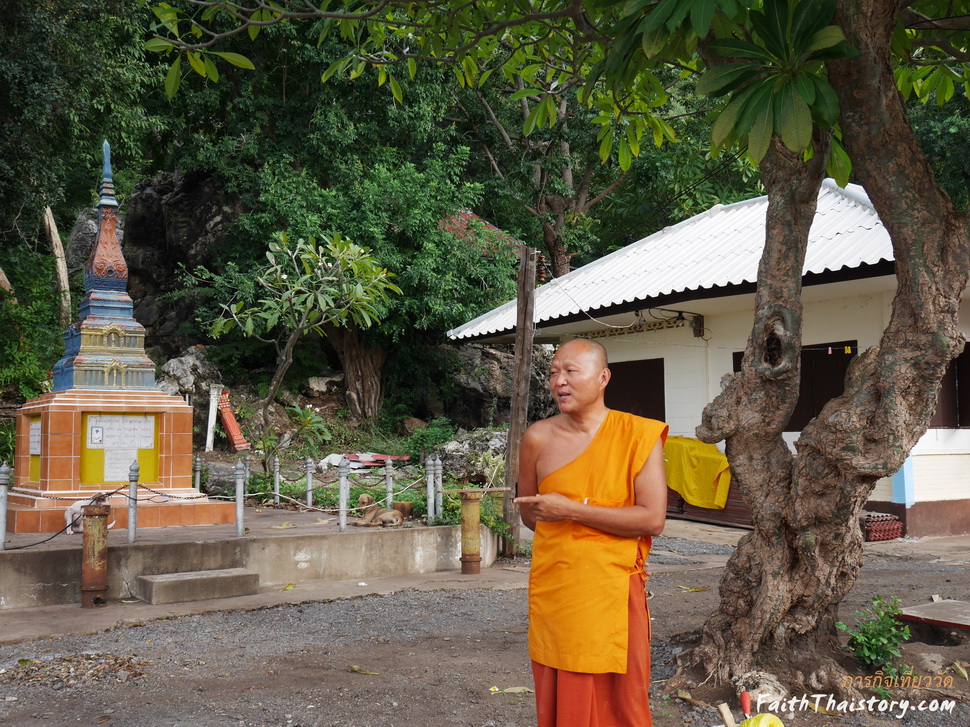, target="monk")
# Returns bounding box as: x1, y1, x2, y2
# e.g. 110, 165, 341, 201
514, 338, 668, 727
